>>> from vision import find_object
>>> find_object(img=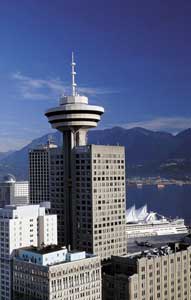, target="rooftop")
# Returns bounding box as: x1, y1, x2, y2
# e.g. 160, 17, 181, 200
127, 241, 191, 260
16, 245, 96, 266
2, 174, 16, 183
22, 245, 64, 255
102, 240, 191, 278
127, 233, 188, 253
